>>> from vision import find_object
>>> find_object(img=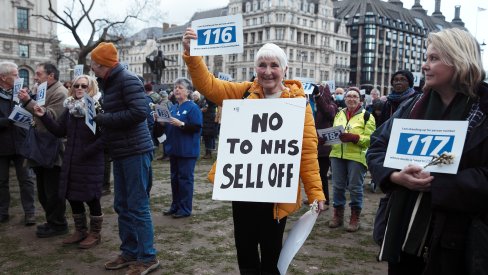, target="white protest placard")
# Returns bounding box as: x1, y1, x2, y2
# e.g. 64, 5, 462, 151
154, 104, 172, 123
316, 125, 344, 145
213, 98, 306, 203
217, 72, 233, 81
278, 203, 319, 275
295, 77, 315, 95
74, 64, 84, 77
364, 93, 372, 106
84, 94, 97, 134
384, 119, 468, 174
191, 14, 244, 56
321, 80, 336, 92
8, 105, 32, 129
413, 72, 422, 87
13, 78, 23, 103
36, 81, 48, 106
